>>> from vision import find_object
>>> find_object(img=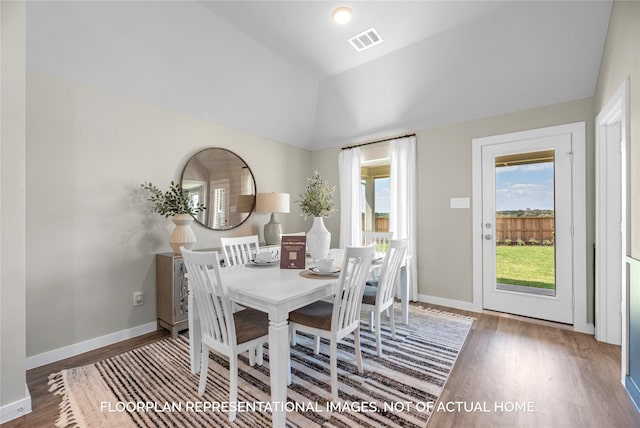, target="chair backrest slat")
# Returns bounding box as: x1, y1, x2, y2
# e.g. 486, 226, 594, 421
376, 239, 408, 308
220, 235, 260, 266
332, 245, 375, 332
181, 248, 237, 346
